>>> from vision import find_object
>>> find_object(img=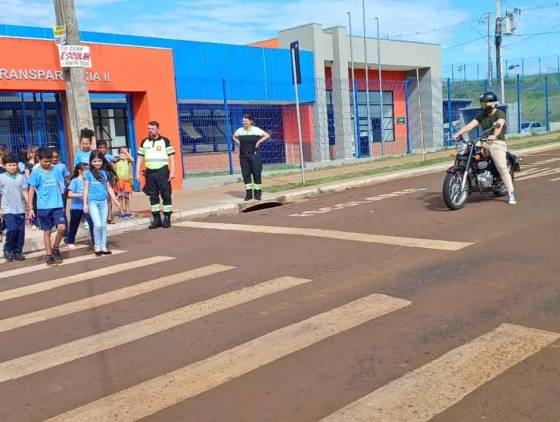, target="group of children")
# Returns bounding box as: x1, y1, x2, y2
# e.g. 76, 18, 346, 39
0, 128, 135, 265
